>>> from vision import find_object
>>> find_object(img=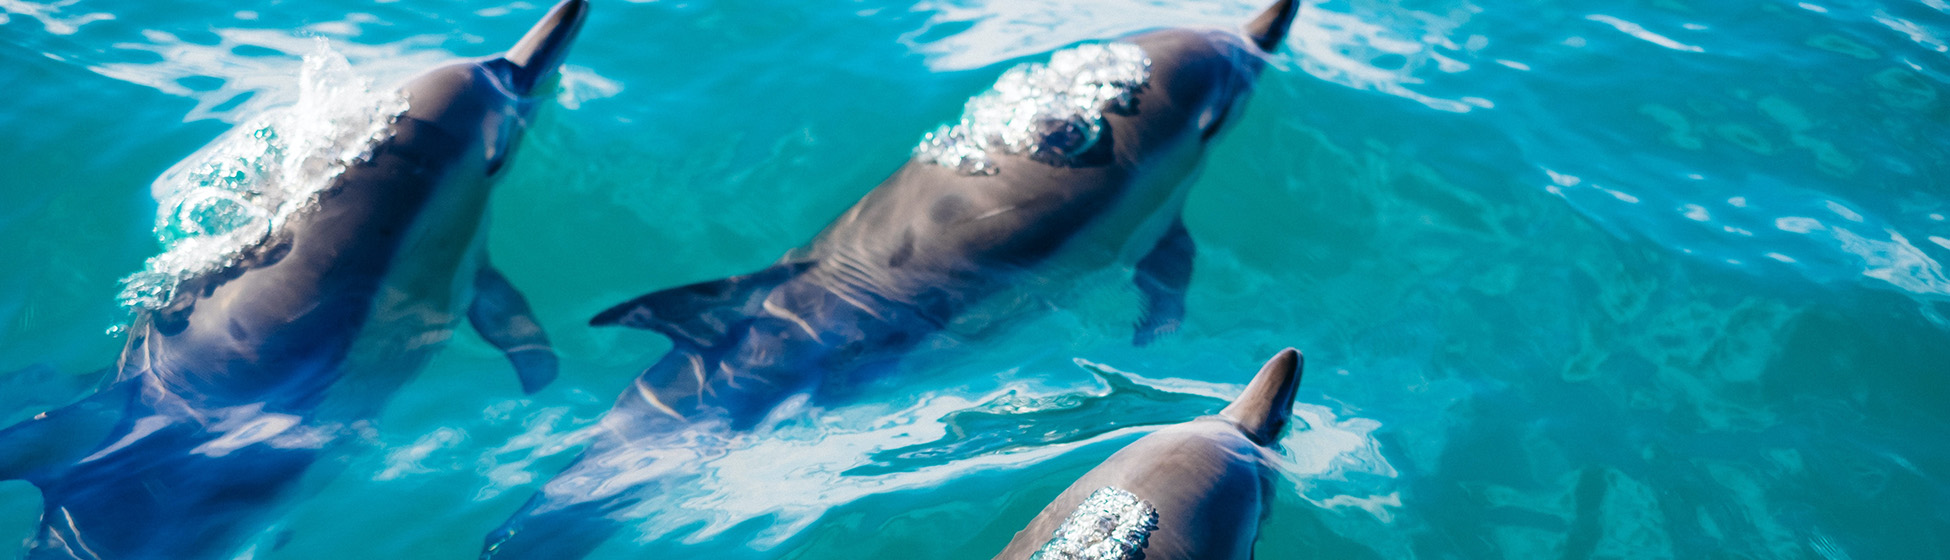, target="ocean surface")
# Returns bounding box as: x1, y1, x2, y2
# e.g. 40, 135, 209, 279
2, 0, 1947, 558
